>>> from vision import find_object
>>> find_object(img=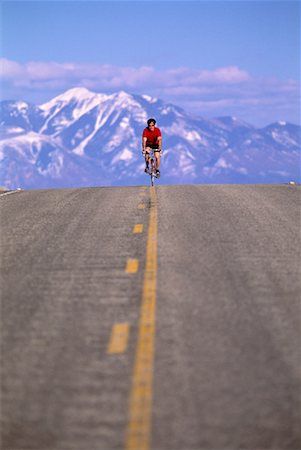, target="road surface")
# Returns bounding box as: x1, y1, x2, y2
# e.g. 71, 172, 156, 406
1, 184, 300, 450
